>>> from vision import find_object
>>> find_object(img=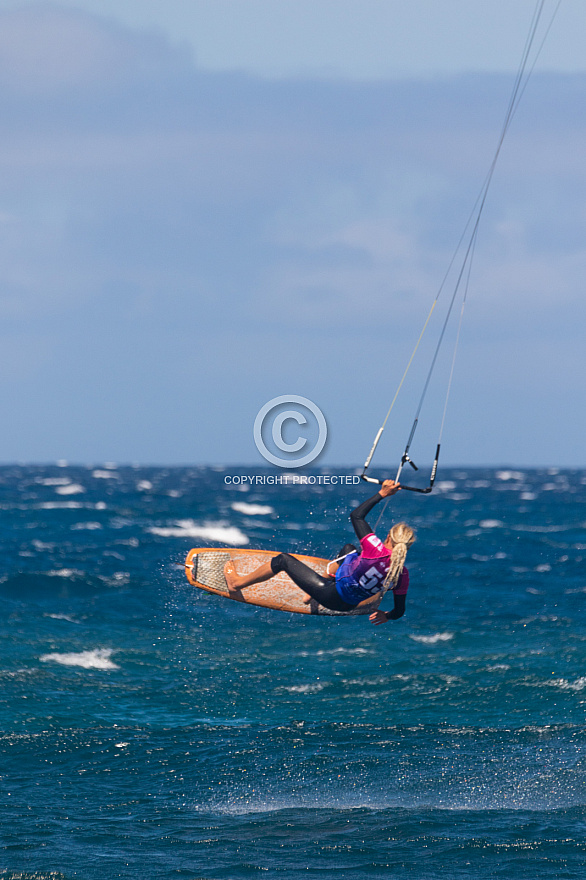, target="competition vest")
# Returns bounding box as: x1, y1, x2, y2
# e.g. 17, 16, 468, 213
334, 533, 409, 604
